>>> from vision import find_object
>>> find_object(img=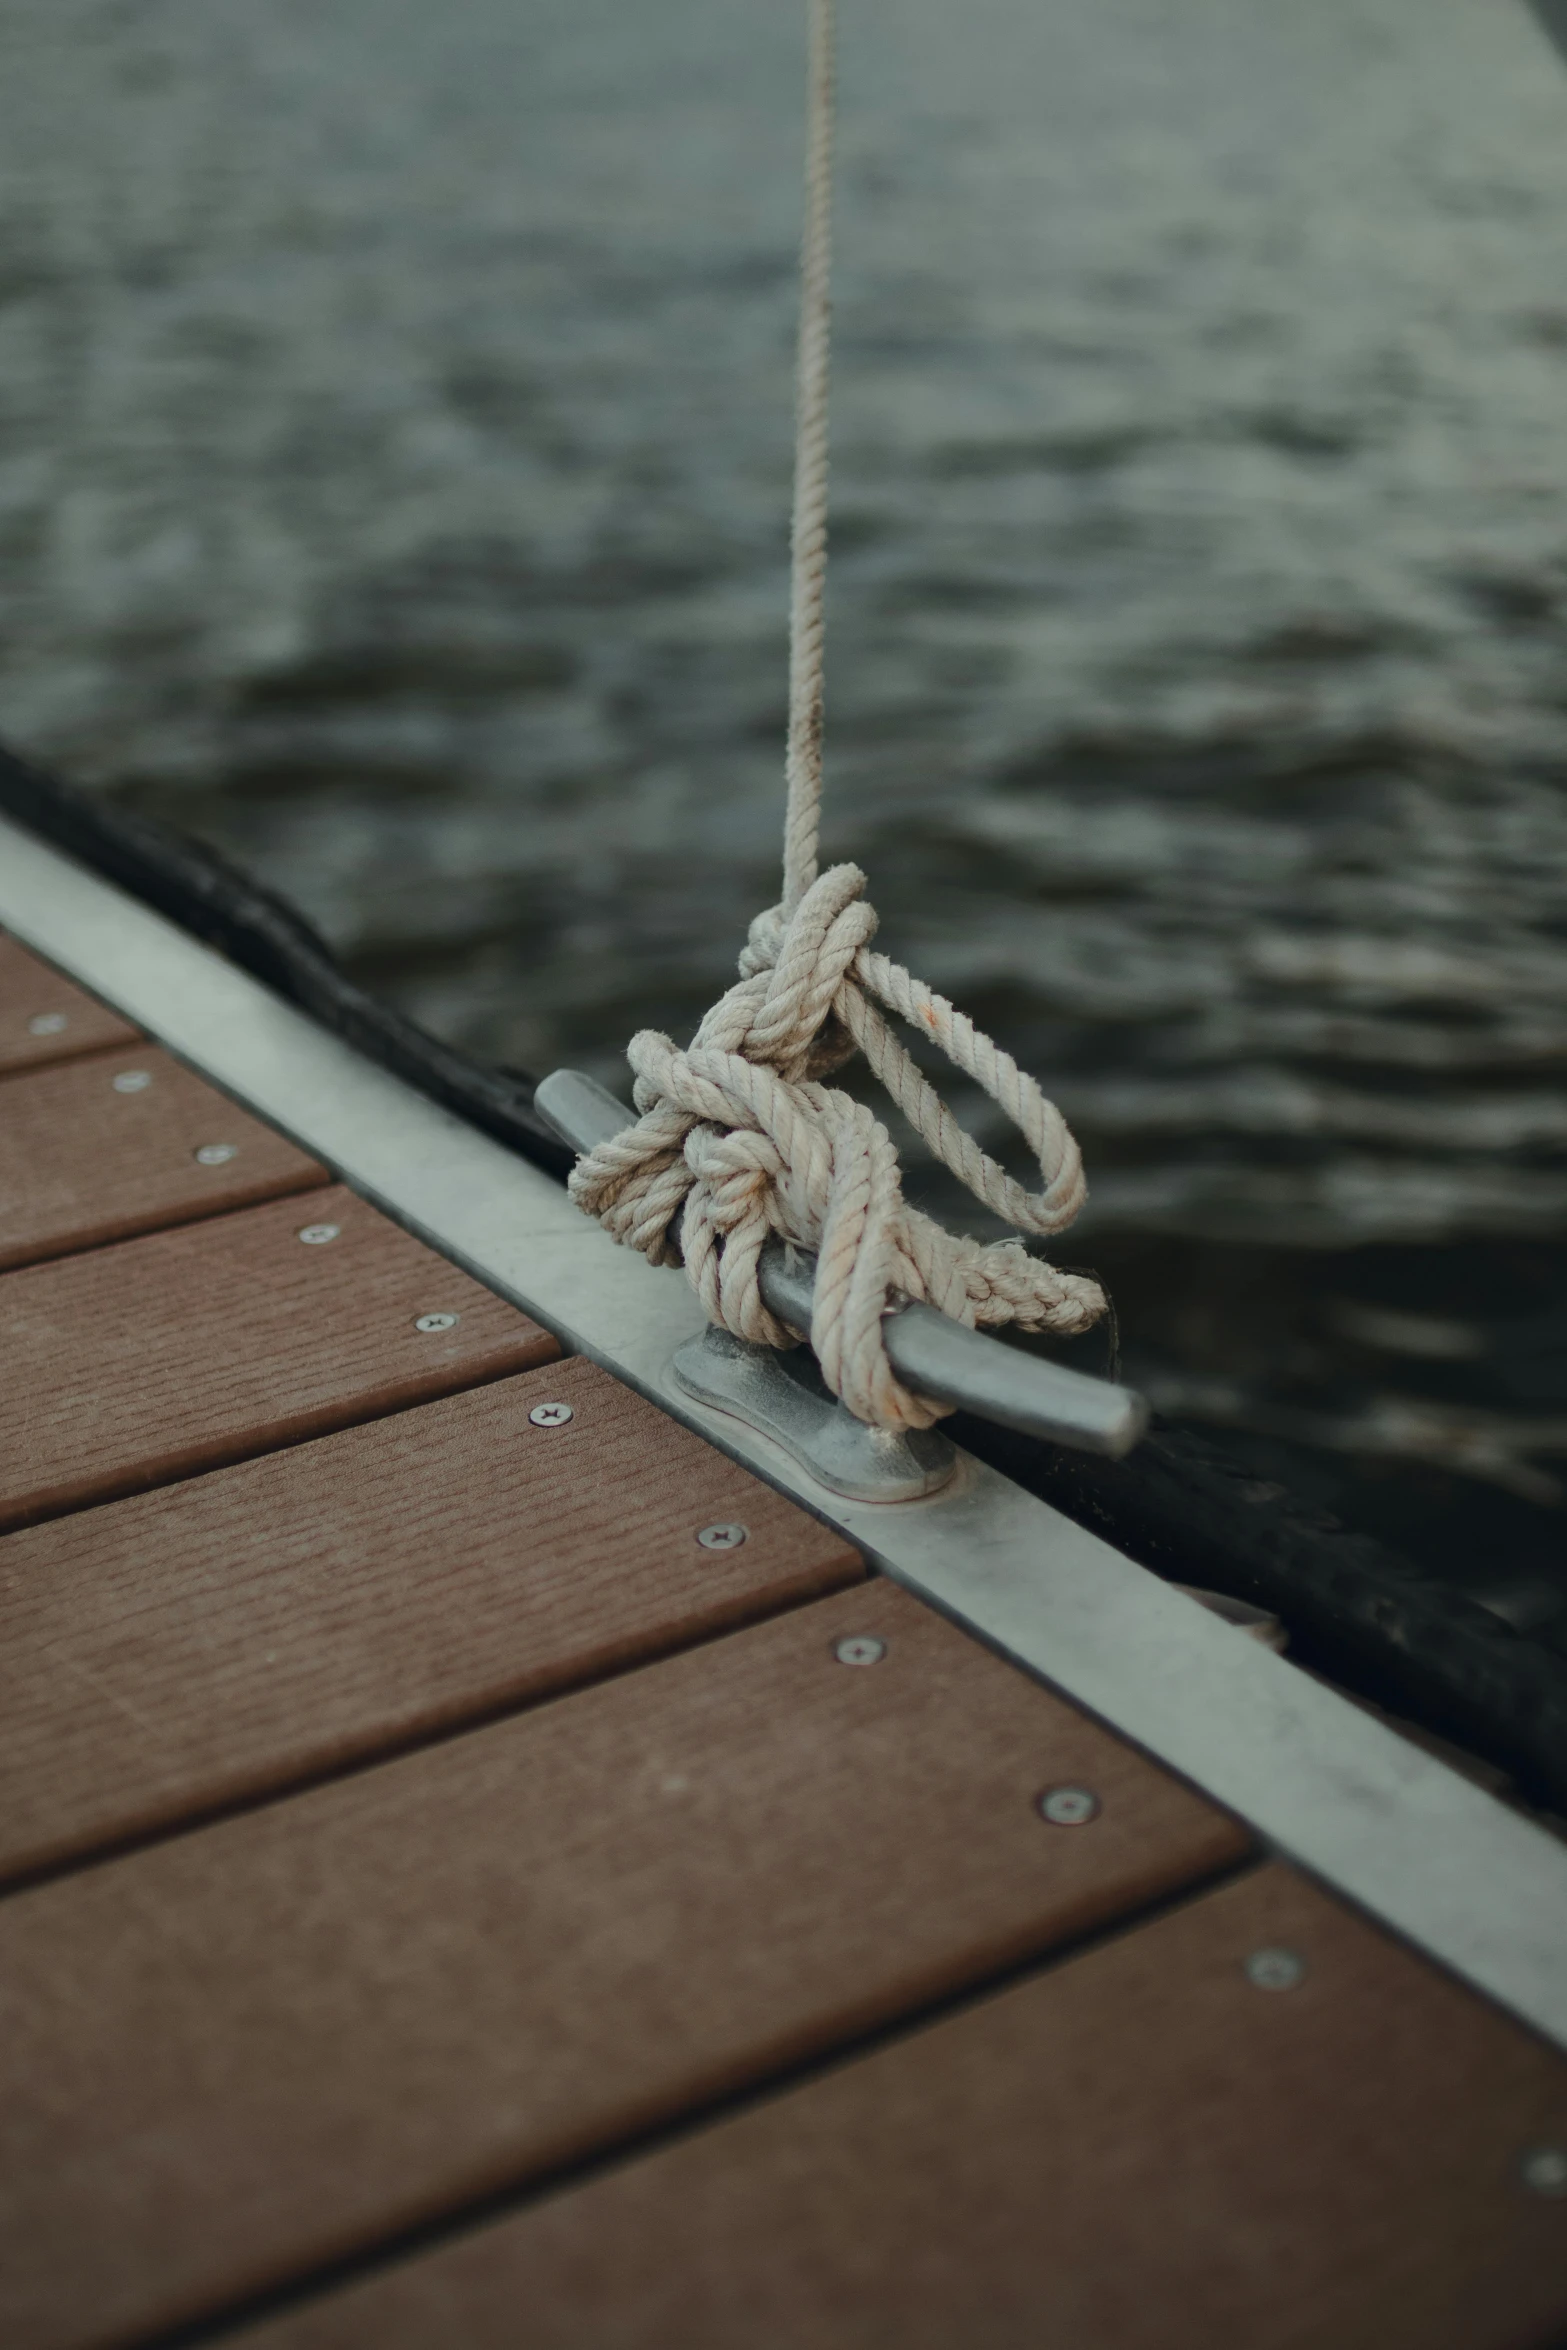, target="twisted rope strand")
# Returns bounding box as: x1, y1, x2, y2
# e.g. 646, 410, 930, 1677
782, 0, 835, 915
568, 0, 1105, 1428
